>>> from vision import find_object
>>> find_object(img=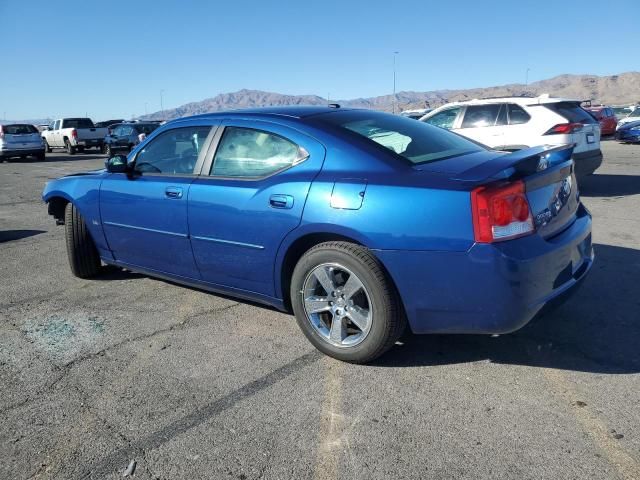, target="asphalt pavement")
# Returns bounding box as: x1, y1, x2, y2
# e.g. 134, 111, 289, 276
1, 141, 639, 479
